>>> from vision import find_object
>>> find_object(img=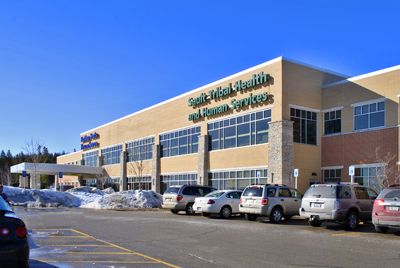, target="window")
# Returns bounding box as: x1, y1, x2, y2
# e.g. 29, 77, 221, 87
278, 188, 292, 197
337, 186, 352, 199
354, 101, 385, 130
126, 137, 154, 162
324, 110, 341, 135
160, 126, 200, 157
267, 188, 277, 197
82, 151, 98, 167
290, 108, 317, 145
209, 168, 268, 190
208, 109, 271, 151
354, 187, 369, 200
160, 173, 197, 193
101, 145, 122, 165
289, 189, 303, 198
127, 176, 152, 190
323, 169, 341, 183
354, 166, 385, 193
